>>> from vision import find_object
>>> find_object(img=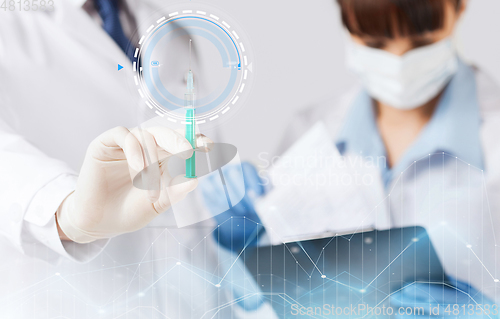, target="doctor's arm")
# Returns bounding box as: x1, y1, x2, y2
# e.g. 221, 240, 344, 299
390, 279, 498, 318
0, 118, 94, 263
201, 162, 265, 252
201, 106, 322, 252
